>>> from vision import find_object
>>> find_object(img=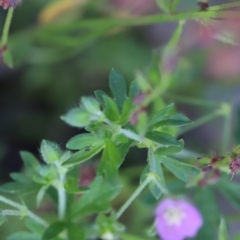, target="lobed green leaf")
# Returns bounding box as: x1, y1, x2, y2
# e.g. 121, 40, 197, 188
157, 156, 200, 182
